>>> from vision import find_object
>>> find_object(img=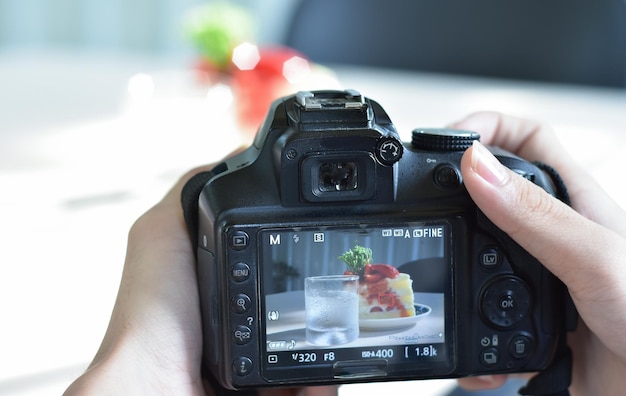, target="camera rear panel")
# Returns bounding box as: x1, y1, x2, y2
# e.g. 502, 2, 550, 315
197, 216, 562, 389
